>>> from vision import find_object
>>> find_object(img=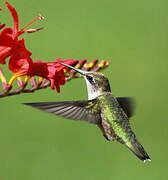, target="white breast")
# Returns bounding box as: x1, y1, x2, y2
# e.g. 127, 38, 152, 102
84, 77, 103, 100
